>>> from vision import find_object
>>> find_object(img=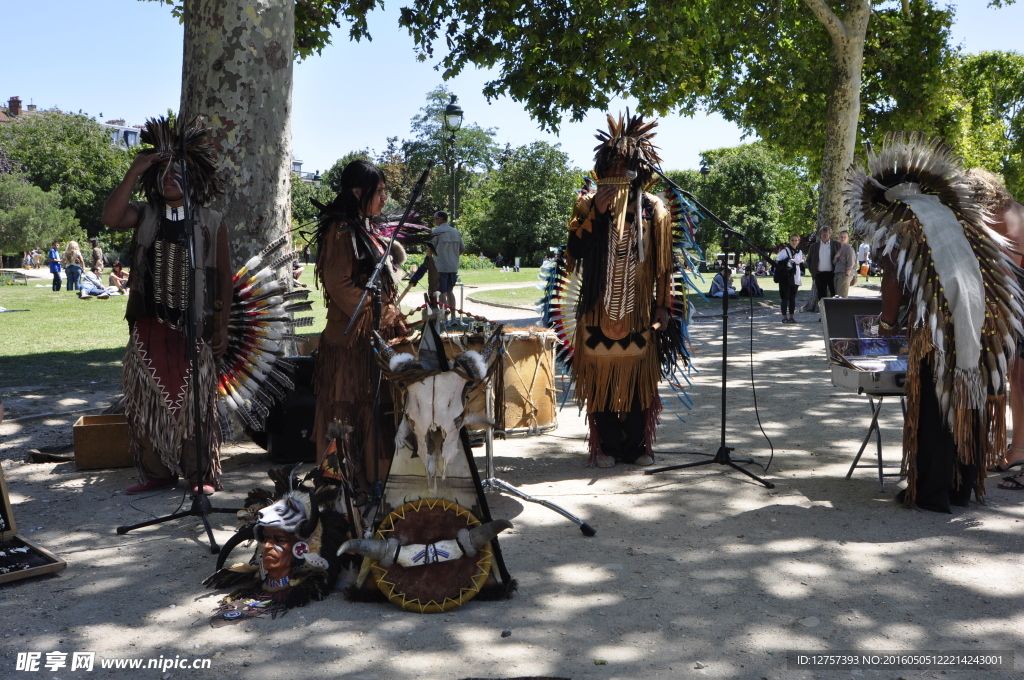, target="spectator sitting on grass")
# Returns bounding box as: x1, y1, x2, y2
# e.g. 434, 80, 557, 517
739, 265, 764, 297
108, 261, 129, 294
709, 268, 738, 298
79, 266, 111, 299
